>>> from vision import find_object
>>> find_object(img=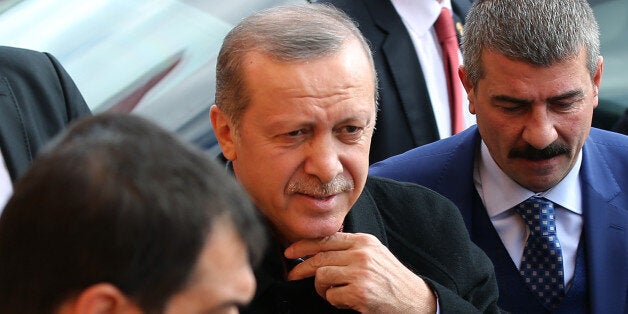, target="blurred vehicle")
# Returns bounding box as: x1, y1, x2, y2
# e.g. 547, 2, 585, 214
0, 0, 624, 158
0, 0, 302, 156
589, 0, 628, 129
